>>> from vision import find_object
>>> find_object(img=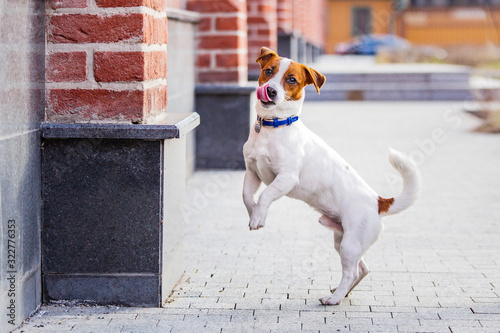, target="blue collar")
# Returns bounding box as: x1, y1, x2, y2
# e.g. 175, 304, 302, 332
257, 116, 299, 128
